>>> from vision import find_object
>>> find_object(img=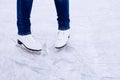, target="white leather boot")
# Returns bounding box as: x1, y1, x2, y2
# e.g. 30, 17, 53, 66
55, 29, 70, 49
17, 34, 42, 51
